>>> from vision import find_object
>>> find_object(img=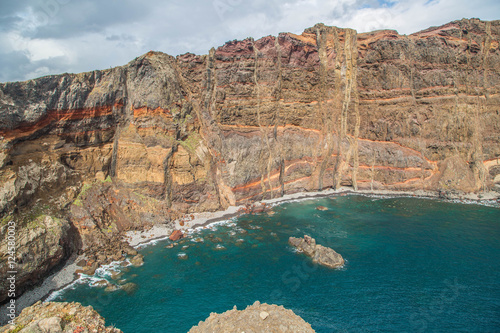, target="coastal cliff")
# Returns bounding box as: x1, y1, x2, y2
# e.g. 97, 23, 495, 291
0, 18, 499, 303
